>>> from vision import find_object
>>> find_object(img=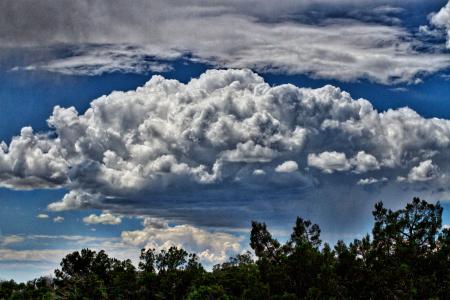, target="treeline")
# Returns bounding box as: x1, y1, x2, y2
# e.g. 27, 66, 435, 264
2, 197, 450, 299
